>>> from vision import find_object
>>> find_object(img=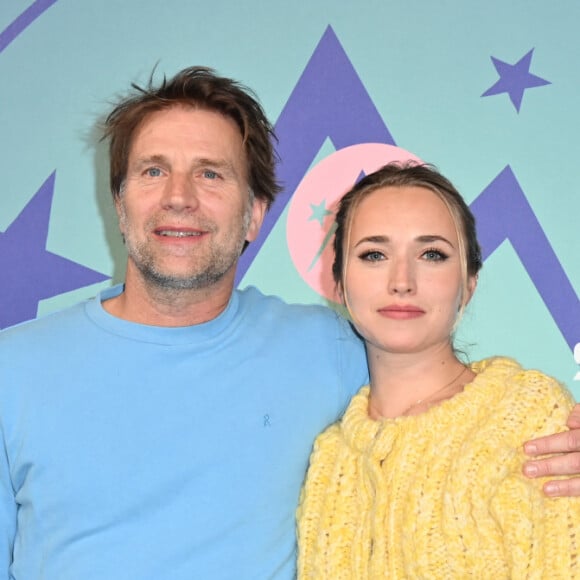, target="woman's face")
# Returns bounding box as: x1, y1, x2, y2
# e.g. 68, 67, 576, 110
341, 185, 476, 357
